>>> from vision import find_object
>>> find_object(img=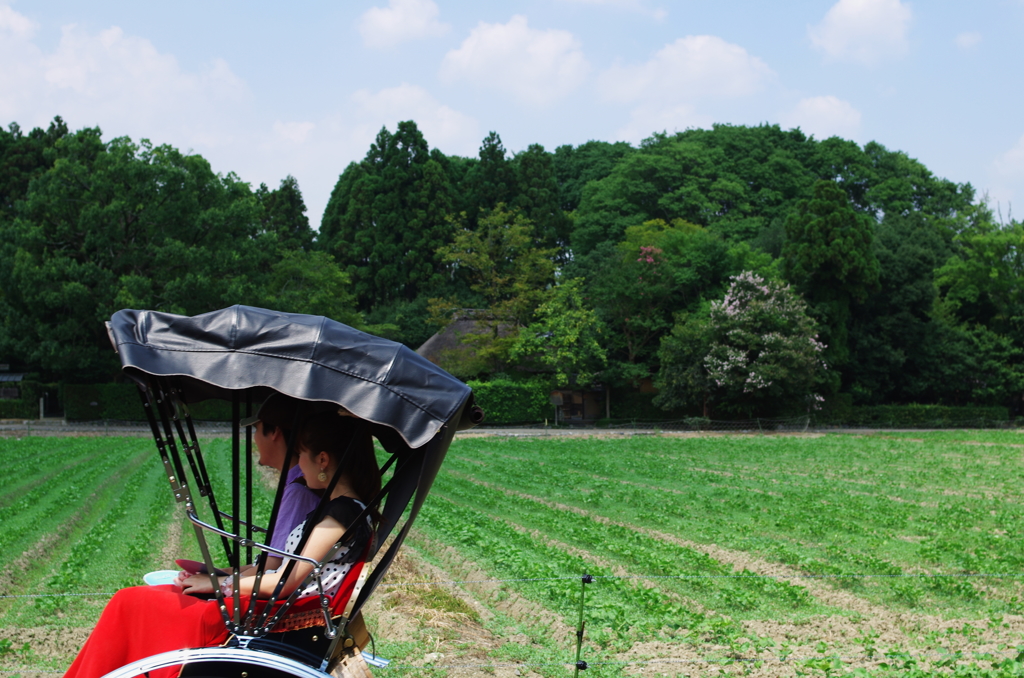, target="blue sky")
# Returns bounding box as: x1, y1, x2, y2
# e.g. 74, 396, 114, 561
2, 0, 1022, 227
